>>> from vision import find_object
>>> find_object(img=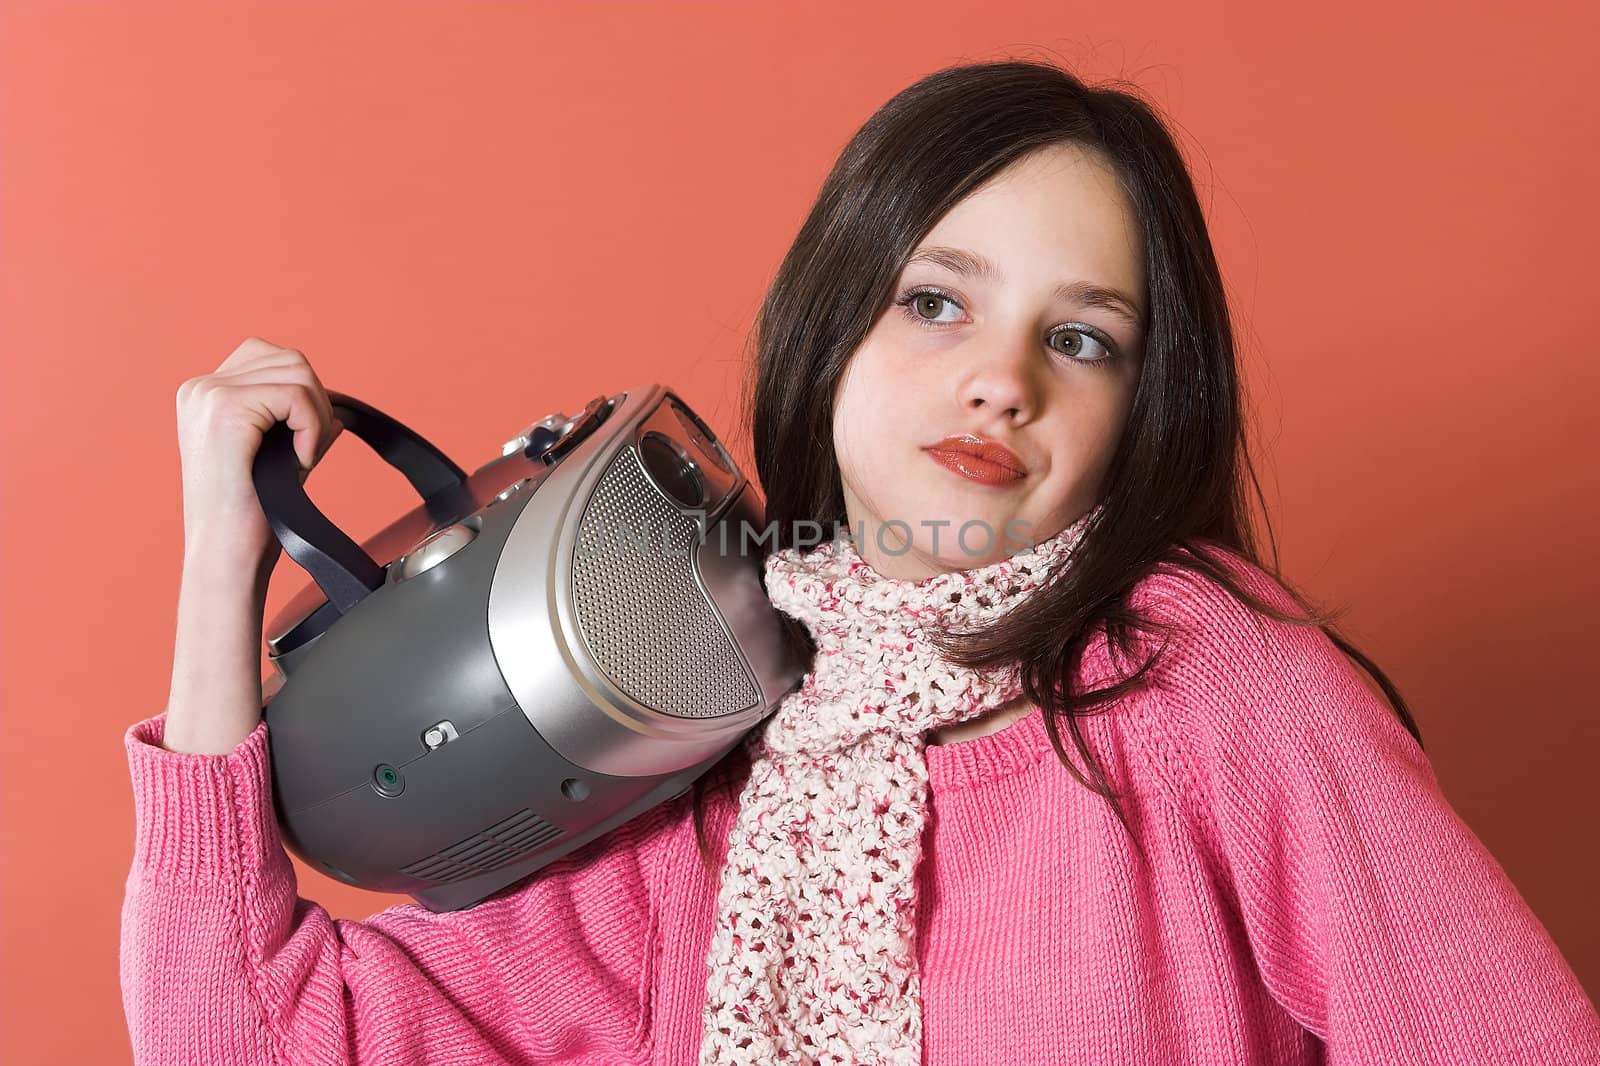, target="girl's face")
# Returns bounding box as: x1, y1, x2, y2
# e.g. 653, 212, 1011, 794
831, 142, 1147, 579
